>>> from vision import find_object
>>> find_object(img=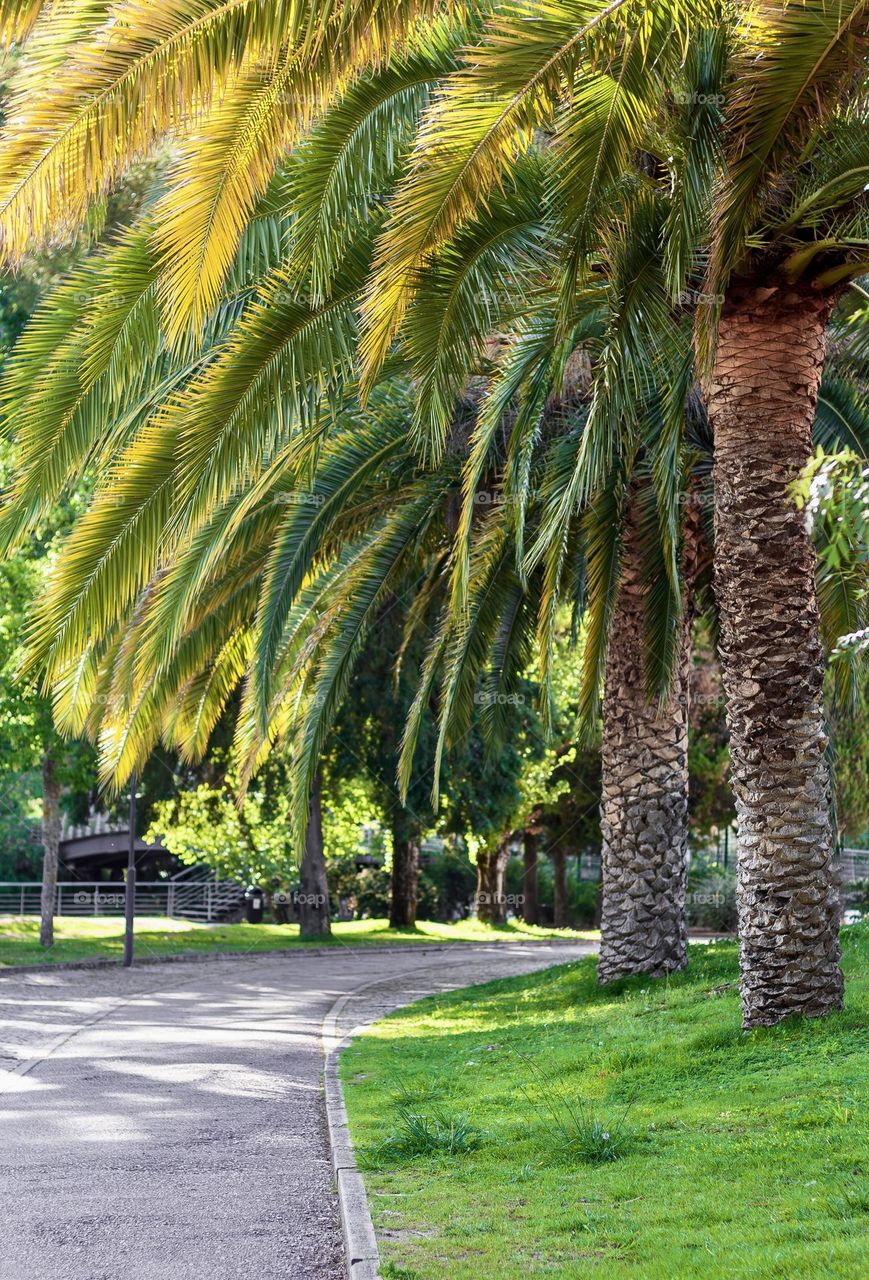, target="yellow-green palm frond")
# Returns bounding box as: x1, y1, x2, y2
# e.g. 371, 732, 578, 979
97, 612, 251, 787
165, 625, 251, 763
549, 0, 704, 310
0, 0, 47, 45
233, 554, 353, 784
661, 22, 727, 298
0, 228, 163, 546
427, 515, 514, 801
0, 1, 304, 257
360, 0, 705, 385
132, 486, 282, 681
250, 409, 412, 731
402, 152, 552, 460
51, 632, 116, 737
284, 477, 449, 850
0, 0, 467, 261
0, 208, 281, 551
166, 245, 367, 537
24, 416, 179, 683
526, 189, 673, 570
153, 55, 337, 342
287, 23, 462, 300
576, 467, 624, 735
449, 299, 602, 614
